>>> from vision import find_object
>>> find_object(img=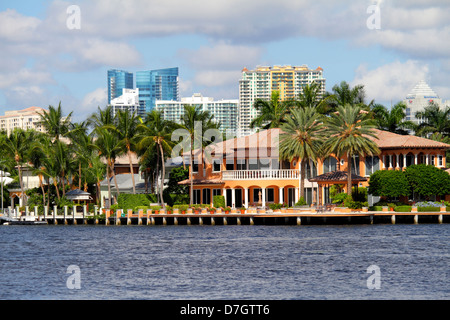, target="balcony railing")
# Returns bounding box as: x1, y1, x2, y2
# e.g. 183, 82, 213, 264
222, 169, 300, 180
